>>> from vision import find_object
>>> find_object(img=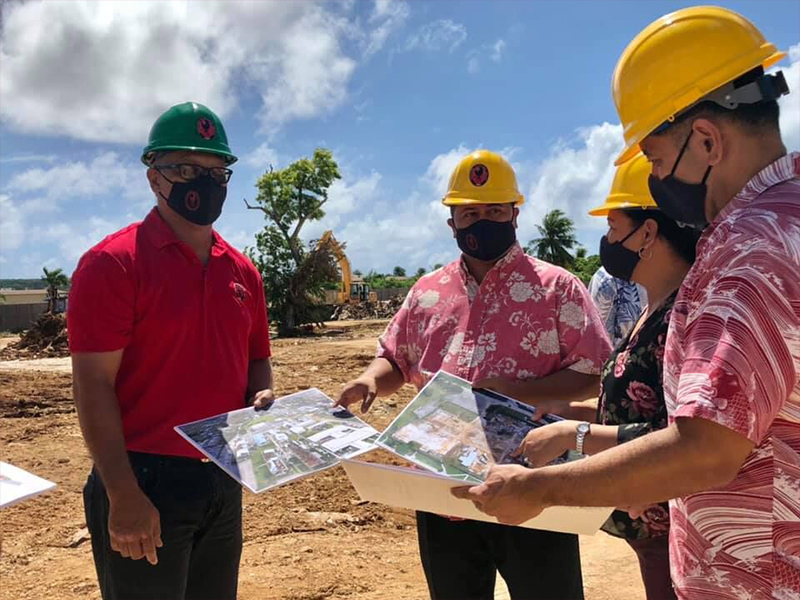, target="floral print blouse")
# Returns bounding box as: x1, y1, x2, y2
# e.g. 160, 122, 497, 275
596, 291, 677, 540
